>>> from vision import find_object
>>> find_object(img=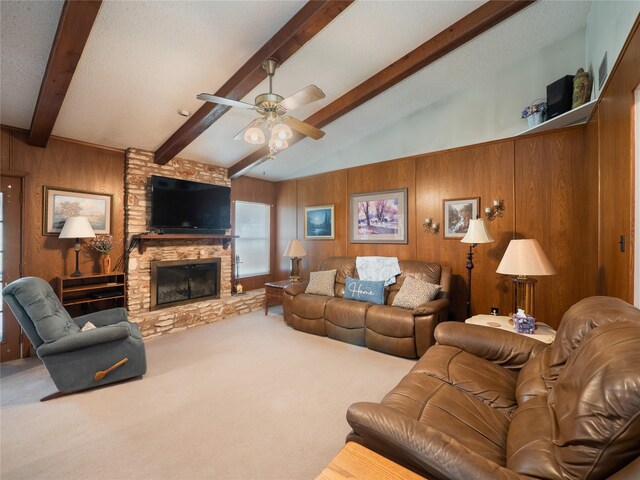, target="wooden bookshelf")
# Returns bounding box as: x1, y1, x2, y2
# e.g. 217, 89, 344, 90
54, 272, 126, 316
